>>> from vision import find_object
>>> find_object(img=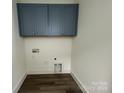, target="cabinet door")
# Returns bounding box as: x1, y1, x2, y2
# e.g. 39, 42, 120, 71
48, 4, 78, 36
17, 4, 48, 36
